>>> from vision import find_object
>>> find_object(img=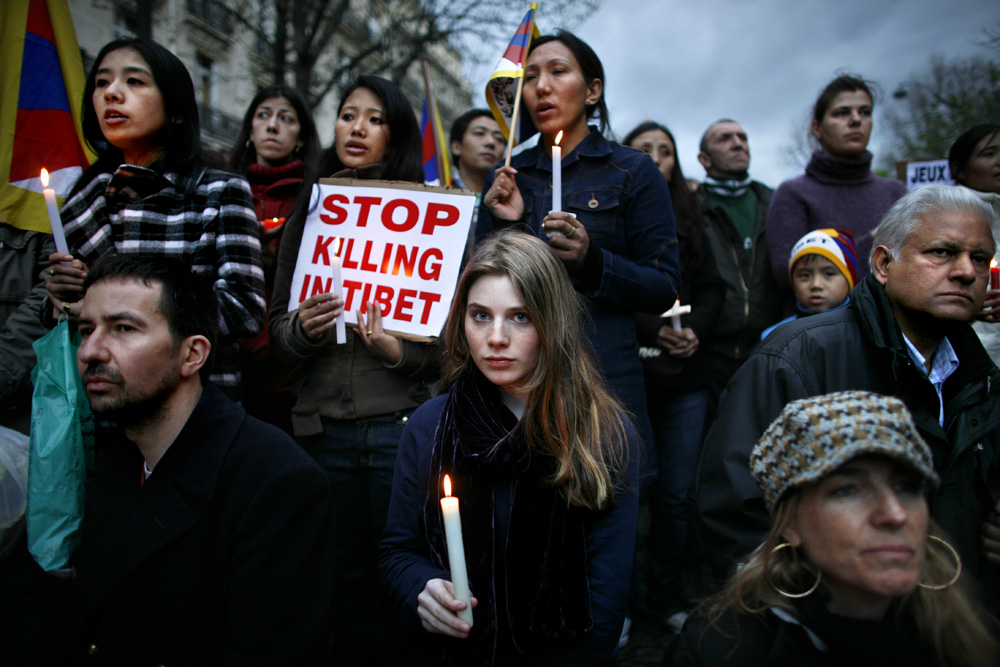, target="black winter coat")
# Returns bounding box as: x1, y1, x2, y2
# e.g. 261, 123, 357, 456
696, 182, 785, 363
665, 596, 936, 667
692, 274, 1000, 609
68, 384, 337, 665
